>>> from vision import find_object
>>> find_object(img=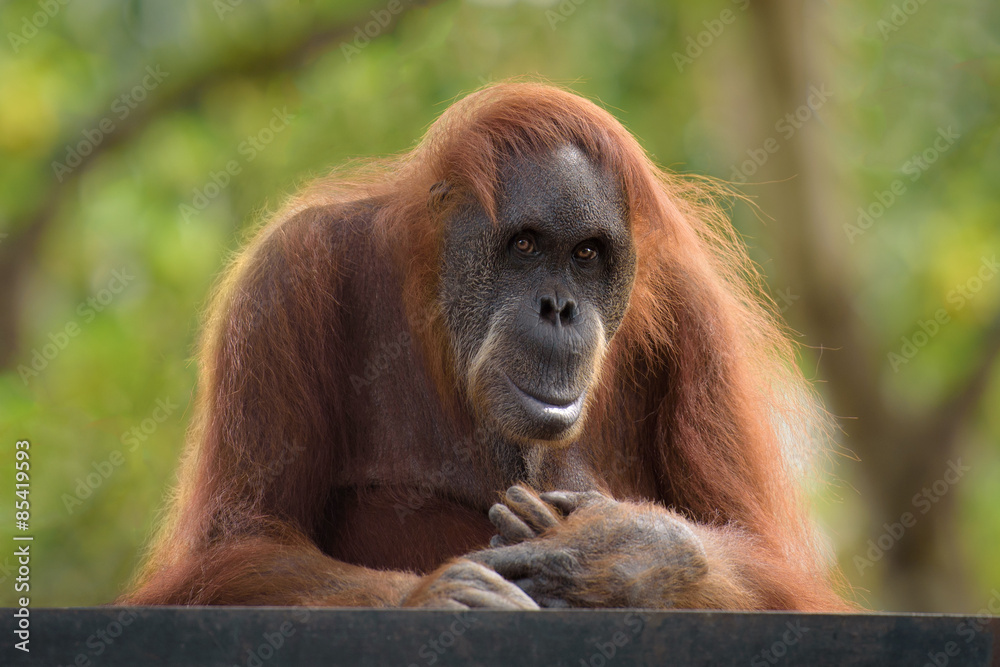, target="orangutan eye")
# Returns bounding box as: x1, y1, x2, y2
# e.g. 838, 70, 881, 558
574, 242, 599, 263
512, 233, 537, 255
